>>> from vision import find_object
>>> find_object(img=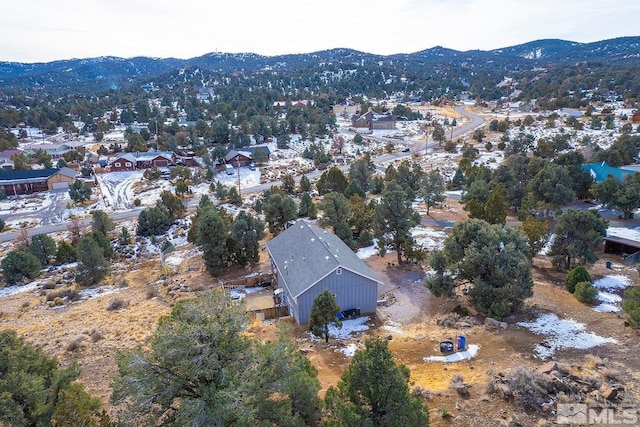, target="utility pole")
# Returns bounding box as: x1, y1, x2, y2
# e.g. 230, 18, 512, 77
236, 158, 241, 198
